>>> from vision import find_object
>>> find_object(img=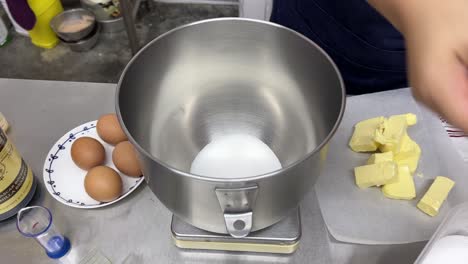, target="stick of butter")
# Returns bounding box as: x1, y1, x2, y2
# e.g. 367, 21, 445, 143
0, 112, 8, 132
382, 165, 416, 200
349, 116, 385, 152
367, 151, 394, 165
417, 176, 455, 217
394, 134, 421, 173
354, 161, 397, 189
